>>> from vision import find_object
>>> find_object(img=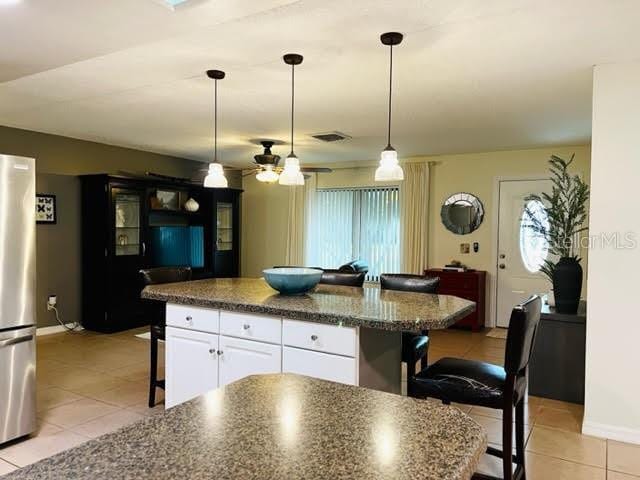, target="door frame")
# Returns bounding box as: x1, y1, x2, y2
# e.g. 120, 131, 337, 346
490, 174, 549, 328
